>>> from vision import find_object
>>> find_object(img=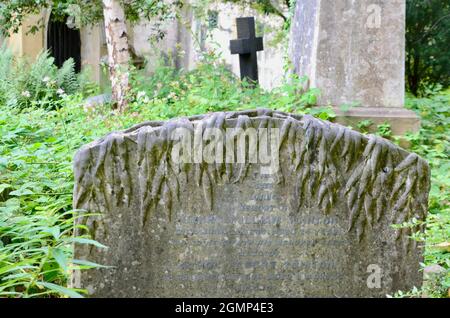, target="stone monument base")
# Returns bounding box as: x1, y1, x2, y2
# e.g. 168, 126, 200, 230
333, 106, 420, 136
